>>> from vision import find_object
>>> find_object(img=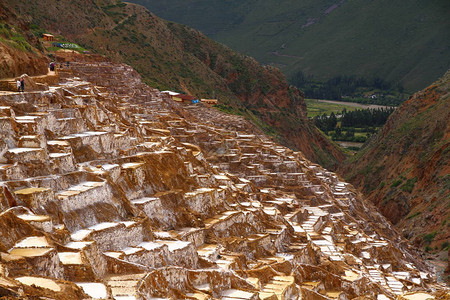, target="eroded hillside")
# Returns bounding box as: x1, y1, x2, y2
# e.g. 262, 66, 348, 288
340, 72, 449, 265
0, 4, 47, 78
0, 53, 447, 298
0, 0, 345, 169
